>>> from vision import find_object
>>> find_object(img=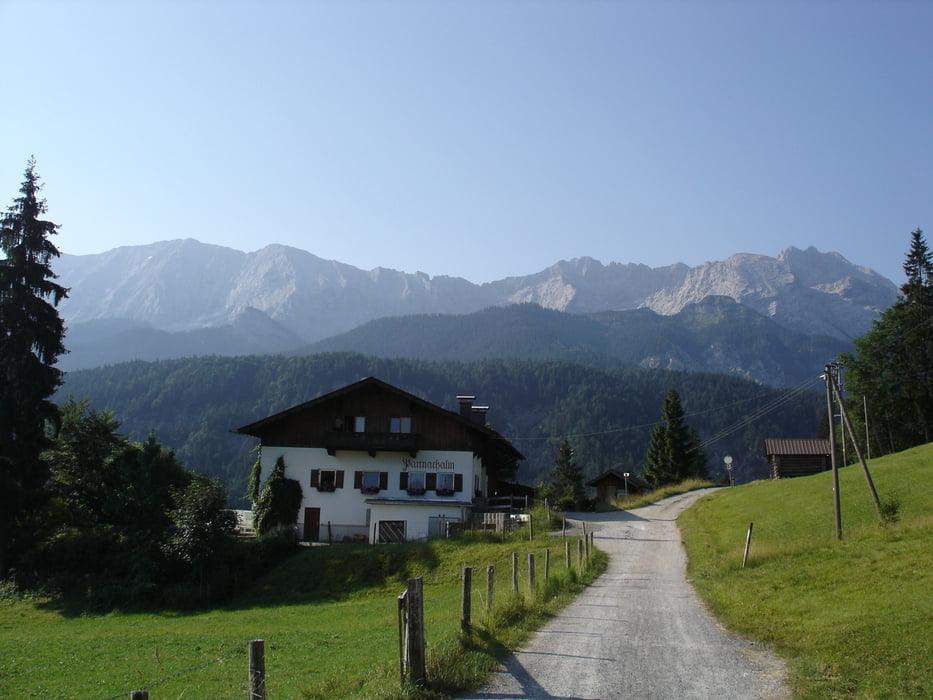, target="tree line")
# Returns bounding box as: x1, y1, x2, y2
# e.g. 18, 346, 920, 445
4, 159, 925, 607
0, 161, 292, 607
